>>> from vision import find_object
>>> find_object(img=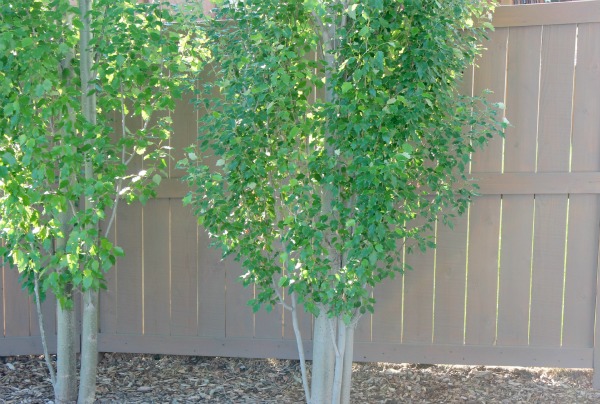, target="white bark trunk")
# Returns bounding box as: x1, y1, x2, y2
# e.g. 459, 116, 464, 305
77, 289, 99, 404
77, 1, 99, 402
34, 273, 57, 388
331, 319, 346, 404
331, 319, 355, 404
291, 293, 311, 403
340, 325, 354, 404
310, 312, 335, 404
55, 296, 77, 403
